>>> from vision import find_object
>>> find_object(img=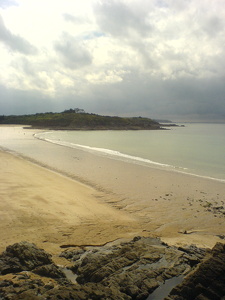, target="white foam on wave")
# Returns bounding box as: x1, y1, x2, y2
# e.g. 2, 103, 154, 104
34, 132, 225, 183
35, 132, 184, 170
